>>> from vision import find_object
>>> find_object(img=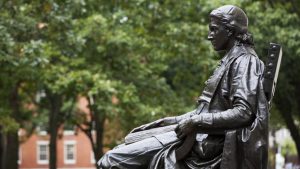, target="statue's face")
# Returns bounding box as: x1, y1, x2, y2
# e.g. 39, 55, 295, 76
207, 17, 231, 51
